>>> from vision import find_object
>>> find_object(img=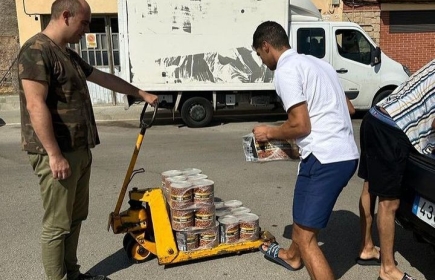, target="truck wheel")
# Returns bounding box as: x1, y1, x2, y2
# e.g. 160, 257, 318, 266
372, 89, 393, 107
181, 97, 213, 128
